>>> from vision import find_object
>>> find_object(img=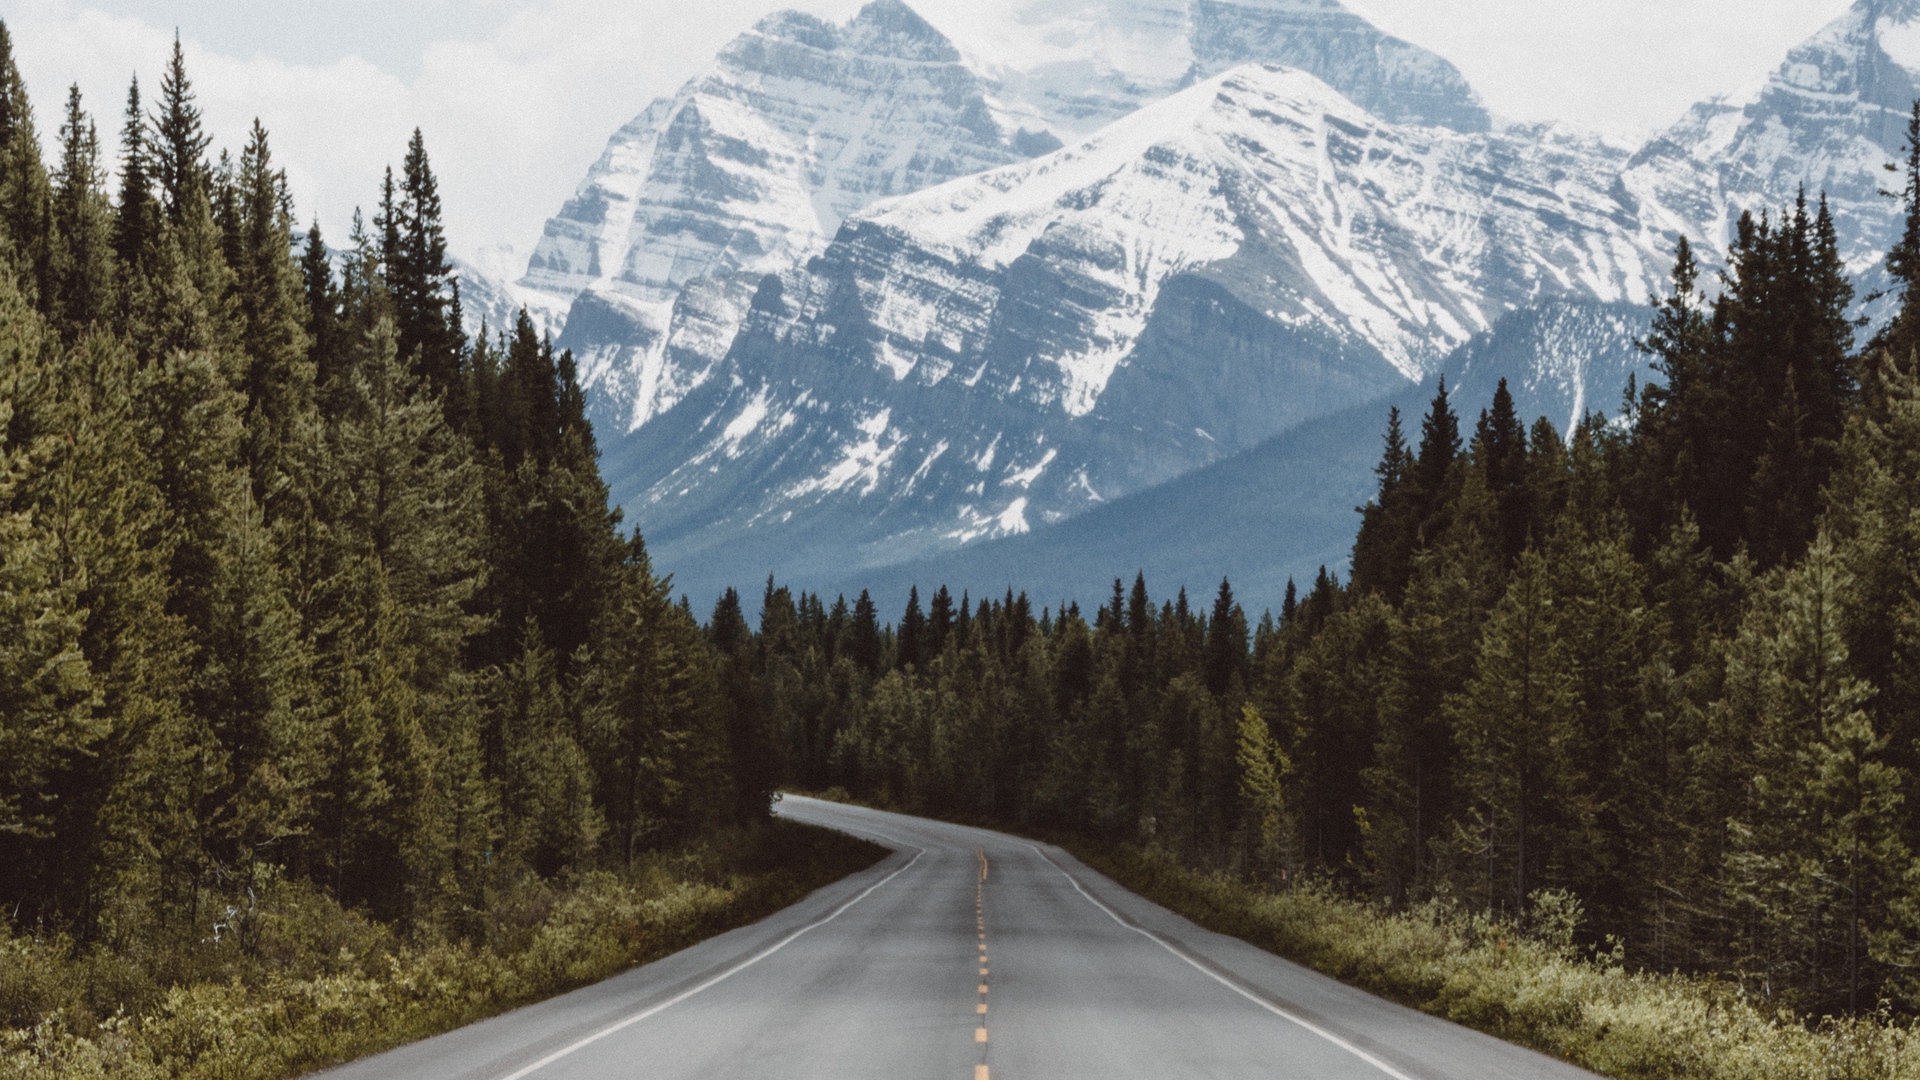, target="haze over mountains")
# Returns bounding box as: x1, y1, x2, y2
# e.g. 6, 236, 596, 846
457, 0, 1920, 611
